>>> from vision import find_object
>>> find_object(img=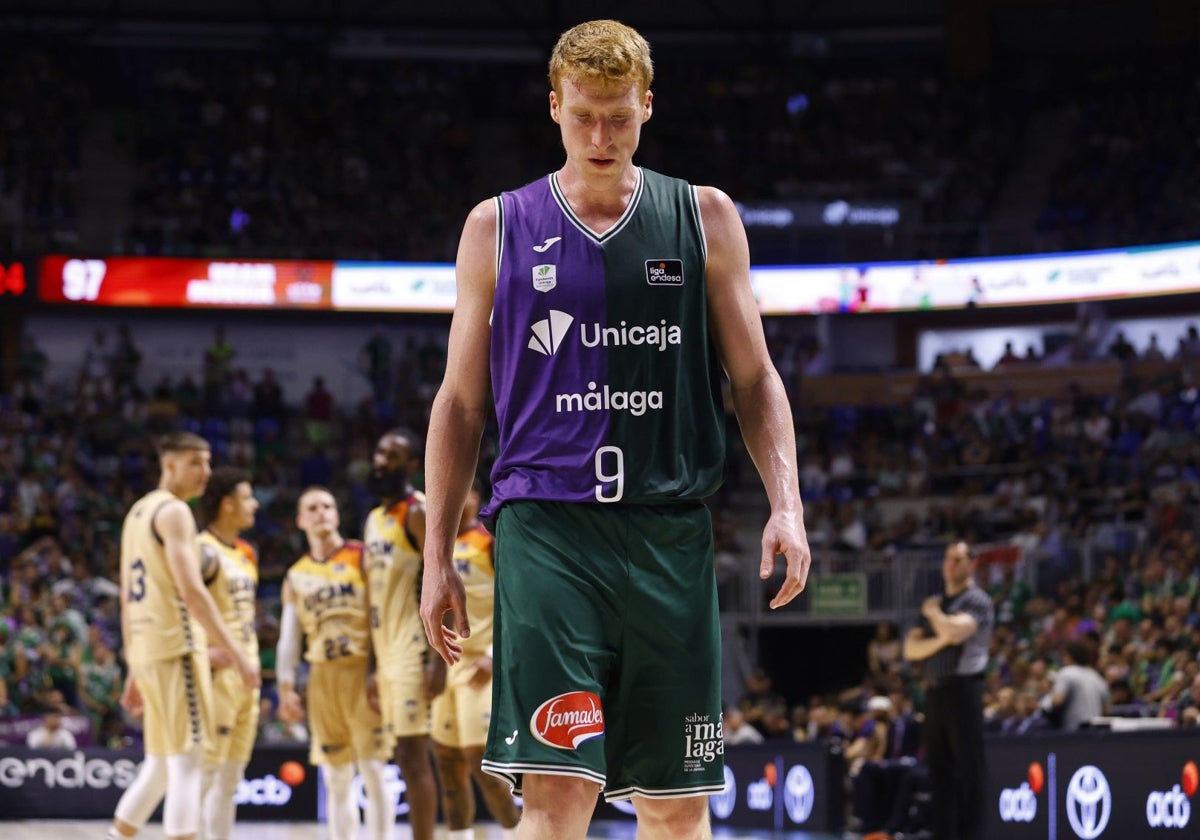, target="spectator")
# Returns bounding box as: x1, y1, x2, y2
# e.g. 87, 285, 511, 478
1044, 640, 1109, 730
25, 710, 77, 749
723, 707, 764, 746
